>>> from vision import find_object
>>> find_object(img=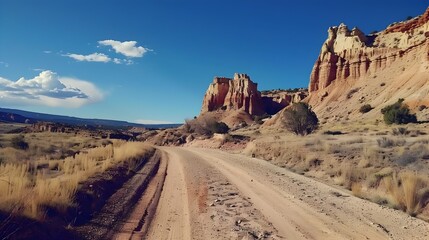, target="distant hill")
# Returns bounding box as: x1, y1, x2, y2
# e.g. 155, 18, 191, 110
0, 107, 181, 129
0, 111, 36, 124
